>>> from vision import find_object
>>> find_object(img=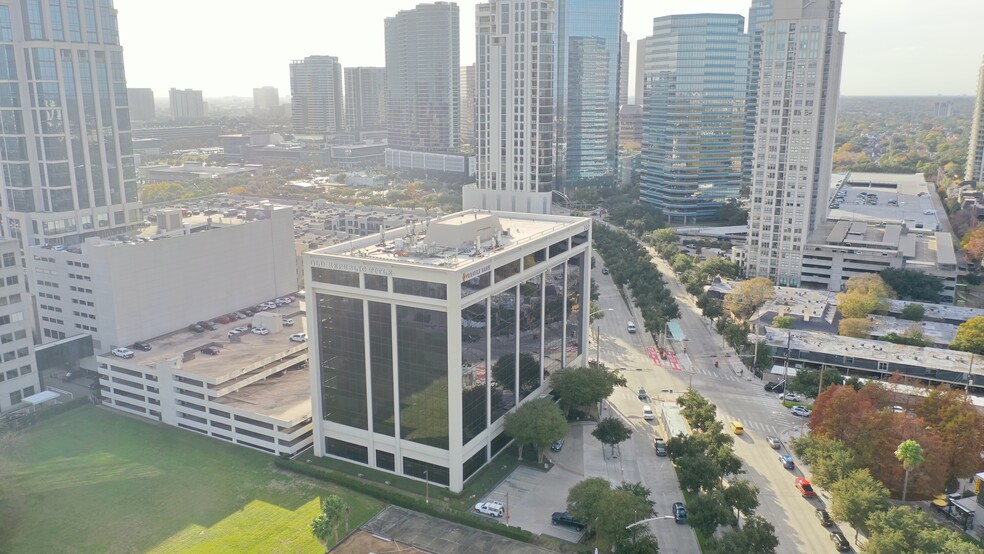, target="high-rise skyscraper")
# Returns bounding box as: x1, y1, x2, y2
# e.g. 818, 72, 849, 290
554, 0, 622, 188
168, 88, 205, 120
127, 88, 156, 121
619, 30, 629, 108
384, 2, 460, 152
252, 86, 280, 117
967, 55, 984, 183
746, 0, 845, 286
639, 14, 749, 222
634, 36, 654, 106
290, 55, 344, 137
464, 0, 555, 214
460, 64, 476, 147
744, 0, 775, 188
0, 0, 140, 246
343, 67, 386, 133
